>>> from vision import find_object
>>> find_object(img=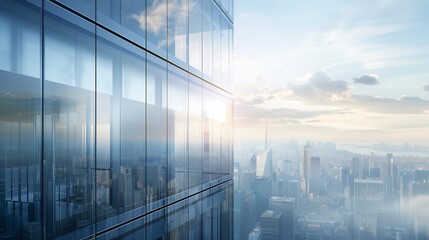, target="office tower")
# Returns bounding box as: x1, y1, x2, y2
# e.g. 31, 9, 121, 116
252, 176, 272, 219
310, 157, 321, 180
340, 167, 350, 192
376, 211, 410, 240
308, 156, 320, 194
269, 196, 295, 240
362, 158, 370, 178
352, 157, 360, 178
301, 142, 312, 195
241, 170, 256, 191
369, 167, 380, 179
256, 148, 273, 179
407, 180, 429, 240
344, 186, 351, 210
260, 210, 282, 240
383, 153, 394, 204
414, 169, 429, 182
354, 179, 384, 239
0, 0, 234, 239
234, 190, 256, 240
288, 180, 300, 200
